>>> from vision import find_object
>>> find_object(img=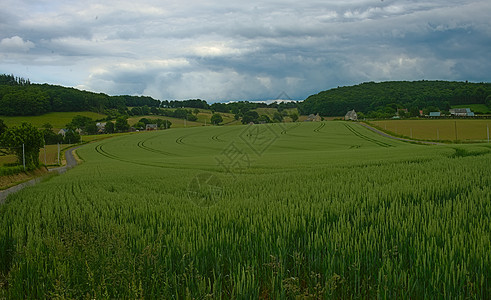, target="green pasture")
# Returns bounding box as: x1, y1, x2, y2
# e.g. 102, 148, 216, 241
0, 111, 106, 131
451, 104, 491, 114
0, 121, 489, 298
